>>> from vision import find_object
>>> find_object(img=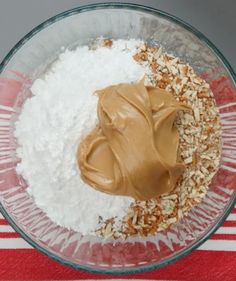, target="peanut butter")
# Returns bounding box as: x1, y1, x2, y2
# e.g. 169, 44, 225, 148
77, 80, 189, 200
